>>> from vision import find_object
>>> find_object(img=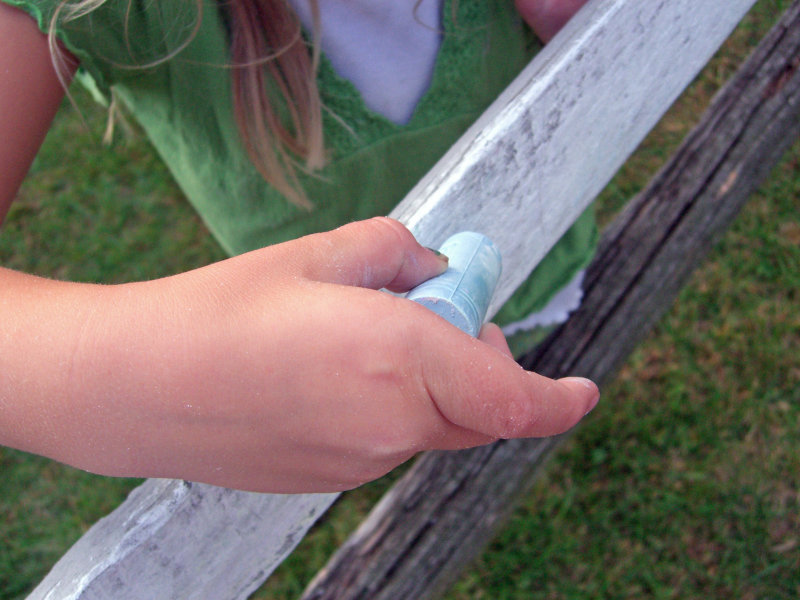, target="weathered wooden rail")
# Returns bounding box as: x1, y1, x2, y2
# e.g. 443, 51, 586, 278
28, 0, 800, 598
302, 5, 800, 597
